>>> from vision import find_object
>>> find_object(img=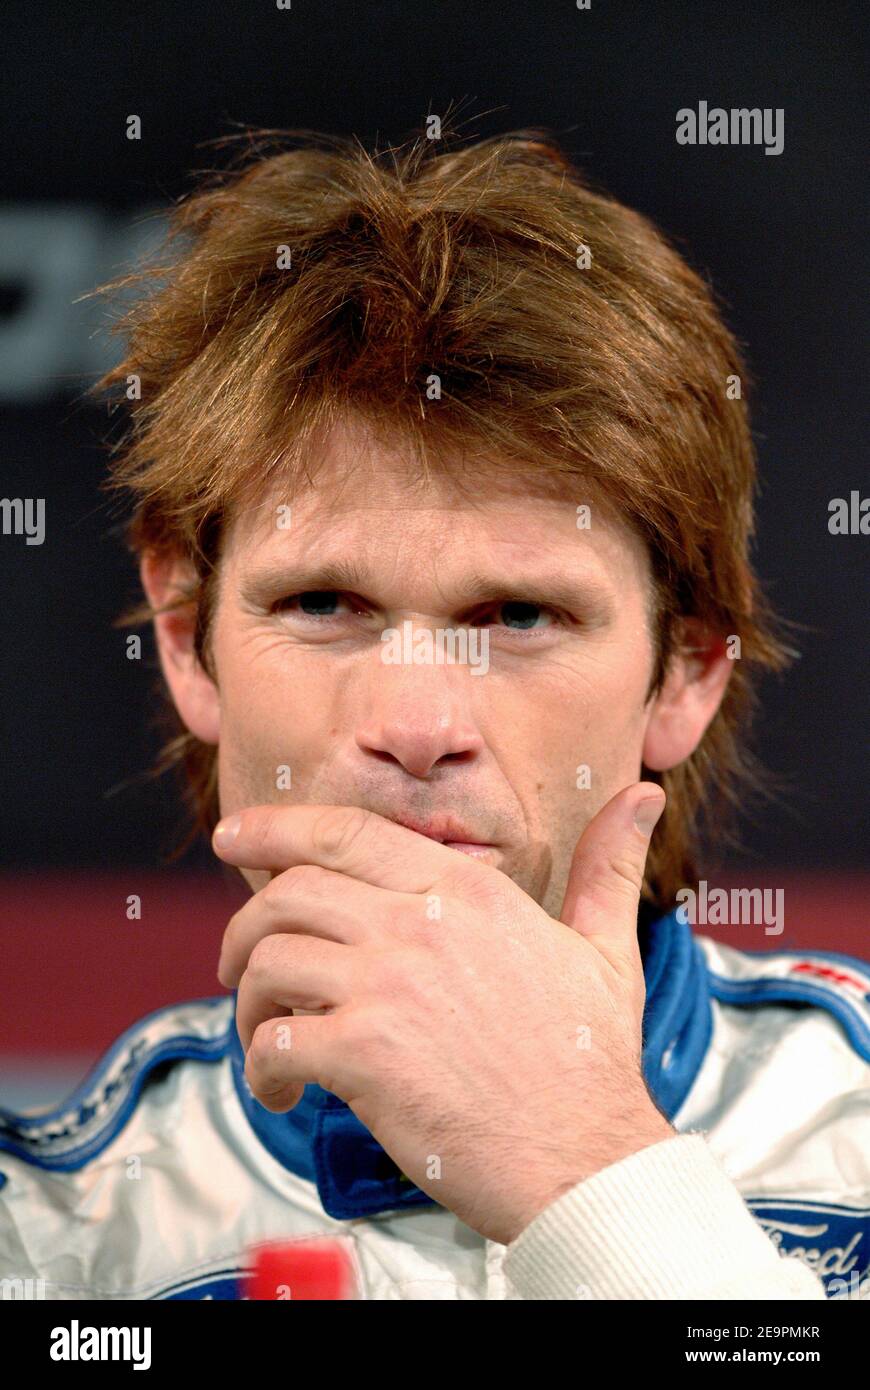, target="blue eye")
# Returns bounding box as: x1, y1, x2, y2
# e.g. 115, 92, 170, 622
298, 591, 340, 616
497, 601, 548, 630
